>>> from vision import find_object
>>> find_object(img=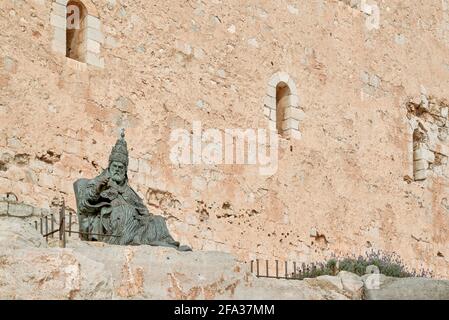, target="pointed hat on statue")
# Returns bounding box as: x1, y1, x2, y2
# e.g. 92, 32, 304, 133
108, 128, 129, 167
